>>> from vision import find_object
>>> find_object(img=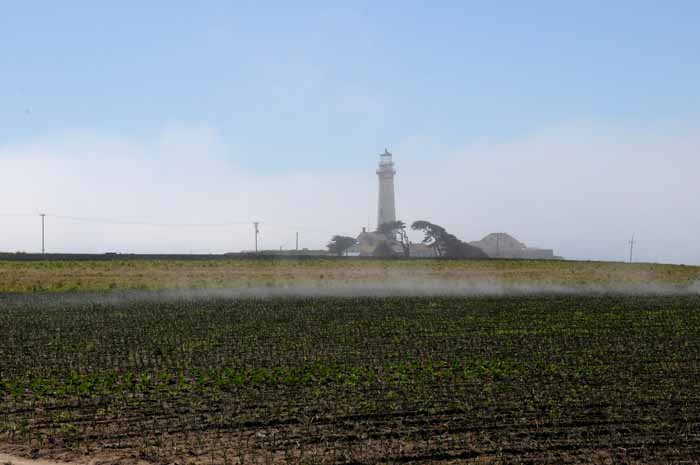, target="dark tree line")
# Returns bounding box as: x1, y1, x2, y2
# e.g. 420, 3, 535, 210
327, 236, 357, 256
410, 220, 487, 259
328, 220, 488, 259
